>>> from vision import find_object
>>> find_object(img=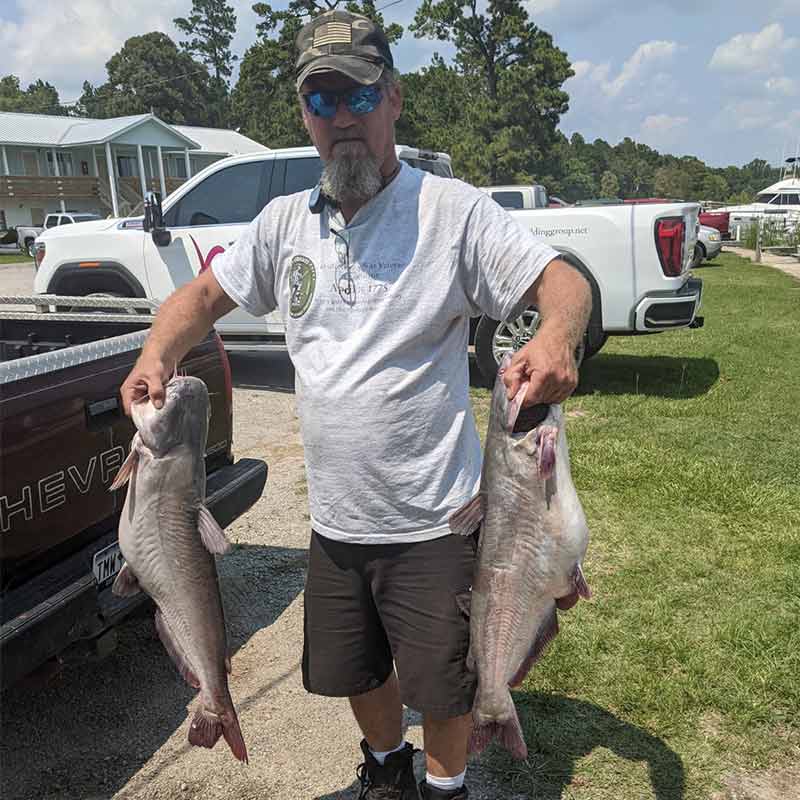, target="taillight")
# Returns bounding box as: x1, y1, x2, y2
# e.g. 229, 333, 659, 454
655, 217, 685, 277
34, 242, 46, 269
213, 332, 233, 456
